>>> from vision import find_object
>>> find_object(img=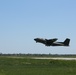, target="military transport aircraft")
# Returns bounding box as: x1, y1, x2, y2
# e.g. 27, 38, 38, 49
34, 38, 70, 46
